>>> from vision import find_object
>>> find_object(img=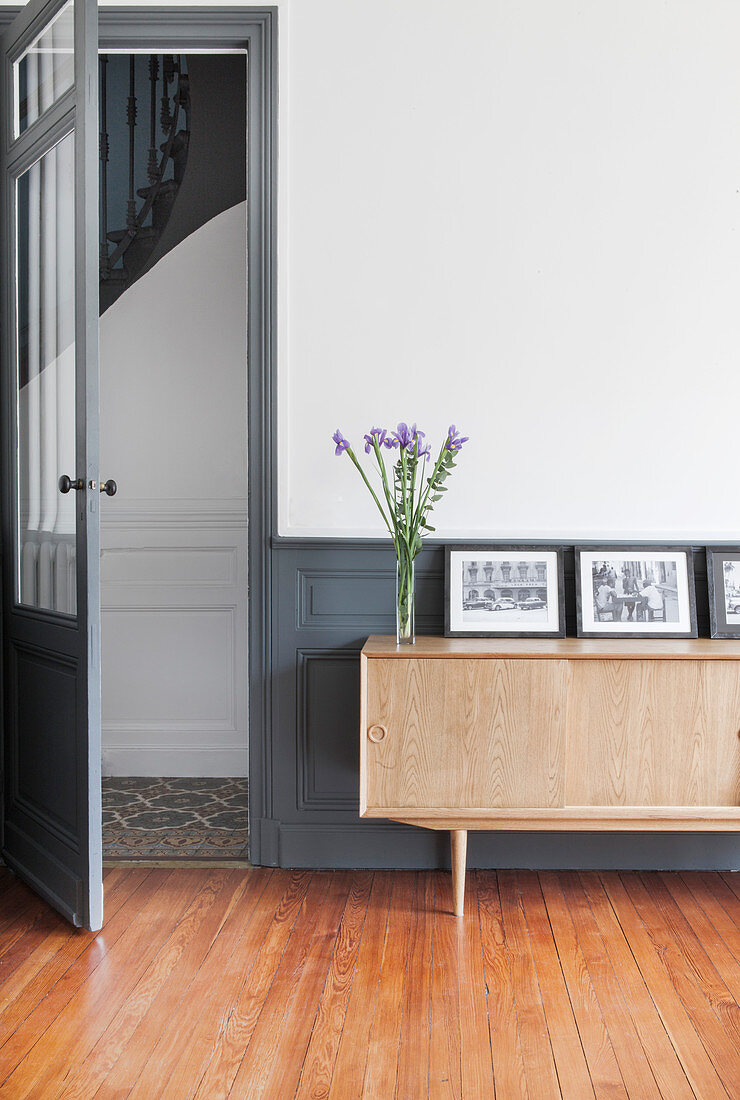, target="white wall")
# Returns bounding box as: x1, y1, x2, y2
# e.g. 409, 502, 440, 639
99, 203, 248, 776
276, 0, 740, 540
6, 0, 733, 537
